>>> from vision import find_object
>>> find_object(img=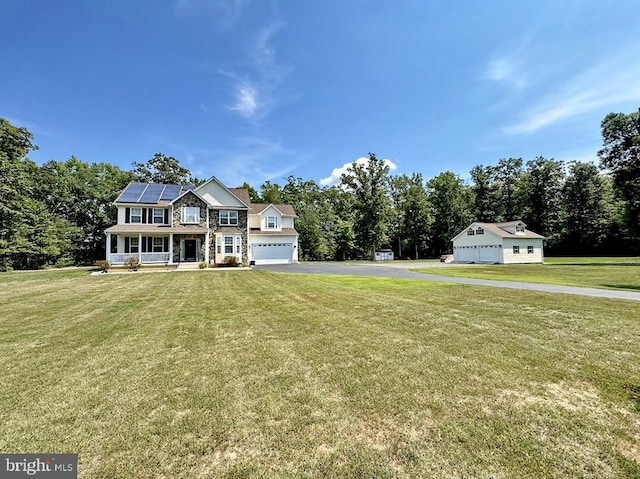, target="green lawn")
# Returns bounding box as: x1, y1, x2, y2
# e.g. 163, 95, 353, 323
413, 257, 640, 291
1, 269, 640, 477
